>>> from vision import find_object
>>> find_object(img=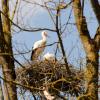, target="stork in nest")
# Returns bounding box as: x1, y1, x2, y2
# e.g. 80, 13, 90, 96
31, 31, 49, 61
